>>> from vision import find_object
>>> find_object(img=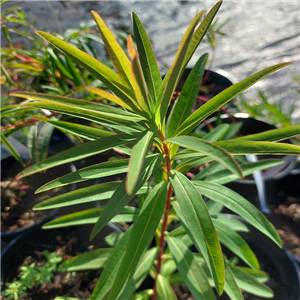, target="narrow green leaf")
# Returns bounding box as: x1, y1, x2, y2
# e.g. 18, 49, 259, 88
223, 260, 244, 300
203, 124, 231, 142
169, 170, 225, 294
214, 140, 300, 155
230, 264, 274, 298
37, 158, 129, 193
107, 181, 168, 299
65, 56, 82, 86
28, 125, 38, 164
82, 86, 135, 111
236, 267, 269, 283
90, 154, 164, 240
195, 159, 284, 184
157, 274, 178, 300
167, 136, 243, 178
34, 181, 120, 210
183, 2, 222, 66
11, 91, 144, 124
131, 54, 153, 114
91, 11, 133, 89
32, 117, 115, 141
158, 11, 204, 124
91, 226, 133, 300
55, 297, 88, 300
193, 181, 282, 246
118, 247, 159, 300
36, 31, 137, 106
126, 128, 157, 195
132, 12, 162, 102
47, 48, 74, 79
43, 206, 140, 229
1, 132, 25, 166
17, 133, 137, 178
128, 290, 153, 300
167, 53, 208, 138
175, 156, 213, 174
213, 221, 259, 269
59, 248, 112, 271
37, 122, 55, 162
175, 63, 292, 136
167, 235, 216, 300
160, 259, 177, 278
0, 105, 34, 117
233, 125, 300, 142
212, 214, 249, 233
